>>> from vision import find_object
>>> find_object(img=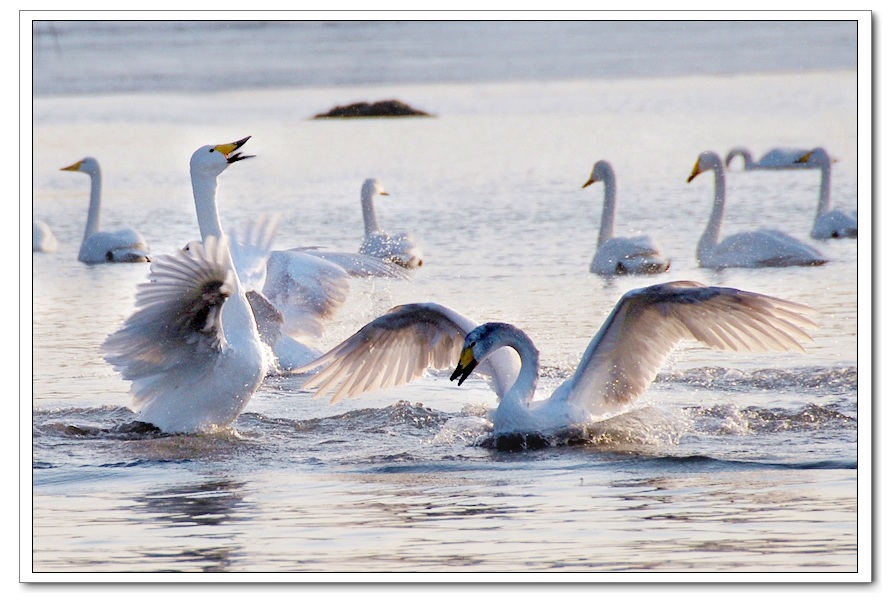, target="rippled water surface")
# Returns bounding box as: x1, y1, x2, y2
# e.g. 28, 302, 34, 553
26, 19, 866, 578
